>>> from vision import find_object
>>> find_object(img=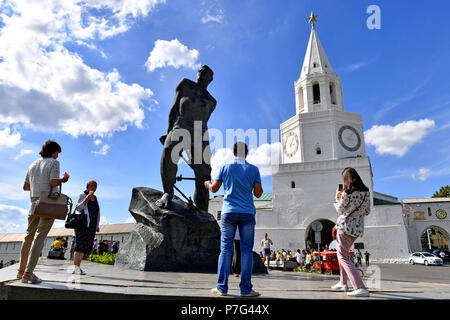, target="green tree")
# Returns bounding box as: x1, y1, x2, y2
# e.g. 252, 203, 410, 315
432, 186, 450, 198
